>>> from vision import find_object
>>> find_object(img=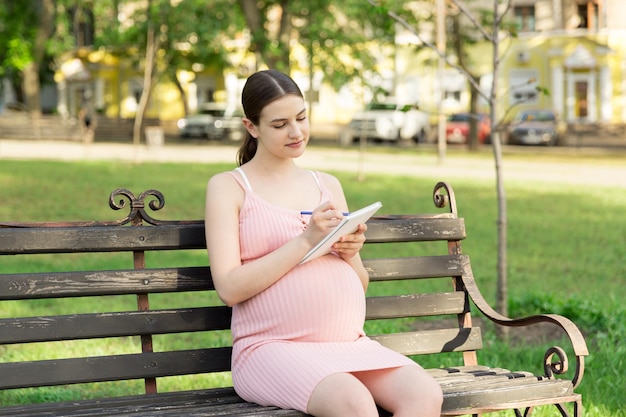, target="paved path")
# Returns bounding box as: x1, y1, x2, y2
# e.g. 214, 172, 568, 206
1, 139, 624, 189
